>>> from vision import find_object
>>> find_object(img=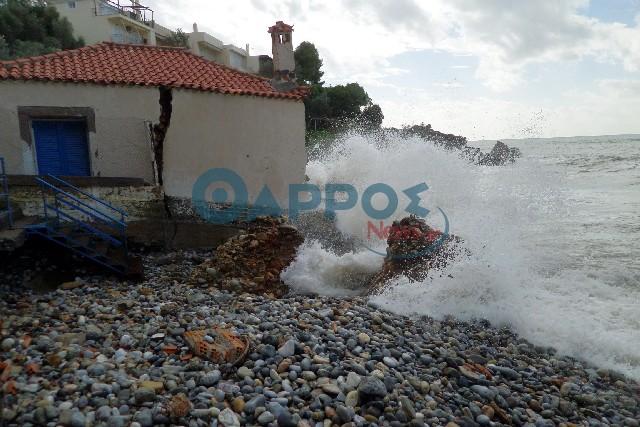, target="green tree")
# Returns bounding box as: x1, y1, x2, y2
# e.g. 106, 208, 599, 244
295, 40, 384, 132
360, 103, 384, 128
294, 41, 324, 85
165, 28, 189, 48
258, 55, 274, 78
0, 0, 83, 59
304, 84, 331, 130
0, 34, 9, 58
326, 83, 370, 119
